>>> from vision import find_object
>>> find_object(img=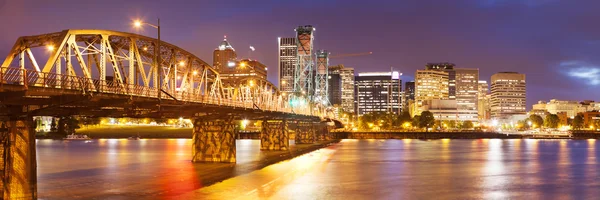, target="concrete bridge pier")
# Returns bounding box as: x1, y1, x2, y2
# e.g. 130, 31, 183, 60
315, 123, 331, 141
295, 121, 316, 144
191, 116, 236, 163
260, 119, 289, 150
0, 117, 37, 200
